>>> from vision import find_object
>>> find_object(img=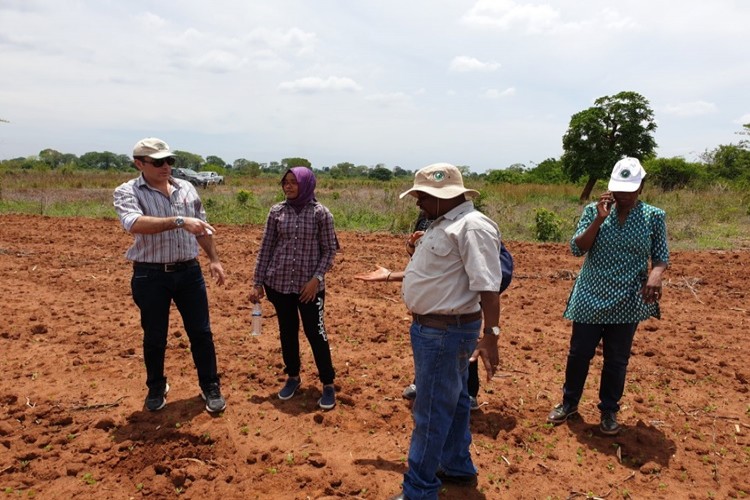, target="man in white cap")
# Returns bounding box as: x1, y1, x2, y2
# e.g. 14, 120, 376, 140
547, 157, 669, 436
387, 163, 503, 500
113, 138, 227, 413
